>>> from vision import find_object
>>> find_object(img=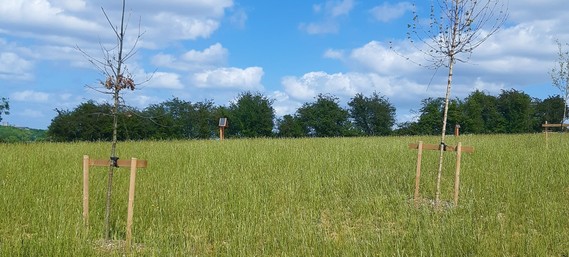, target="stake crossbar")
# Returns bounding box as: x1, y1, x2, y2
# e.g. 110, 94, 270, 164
409, 142, 474, 207
82, 155, 147, 249
542, 122, 569, 147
